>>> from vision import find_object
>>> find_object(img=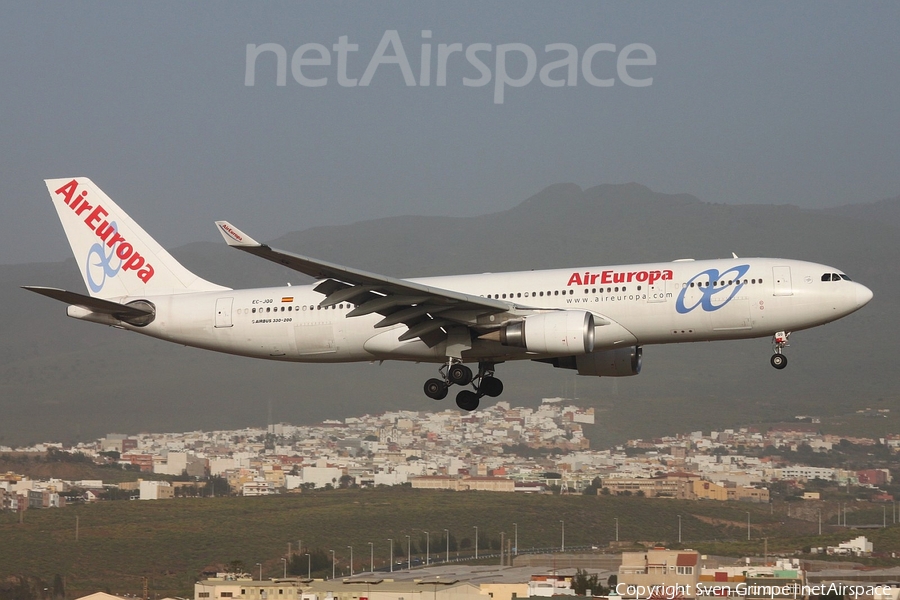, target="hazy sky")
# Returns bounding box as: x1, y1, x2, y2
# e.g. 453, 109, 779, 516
2, 2, 898, 264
